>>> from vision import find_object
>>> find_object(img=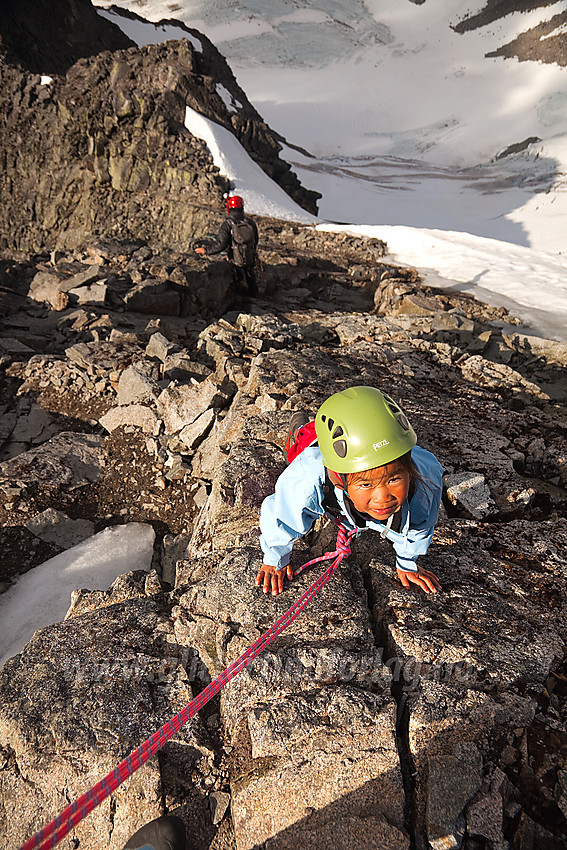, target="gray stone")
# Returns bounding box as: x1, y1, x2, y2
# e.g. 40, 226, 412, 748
156, 377, 230, 435
145, 331, 176, 362
505, 332, 567, 366
162, 353, 212, 383
0, 432, 104, 498
25, 508, 95, 549
117, 364, 160, 406
176, 408, 215, 451
381, 518, 567, 688
231, 686, 406, 850
66, 341, 144, 375
0, 577, 213, 850
64, 264, 103, 290
99, 405, 160, 435
444, 471, 496, 519
68, 281, 107, 305
430, 312, 474, 332
28, 270, 68, 308
164, 455, 191, 481
460, 355, 548, 398
209, 790, 230, 825
393, 293, 439, 316
8, 403, 59, 447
